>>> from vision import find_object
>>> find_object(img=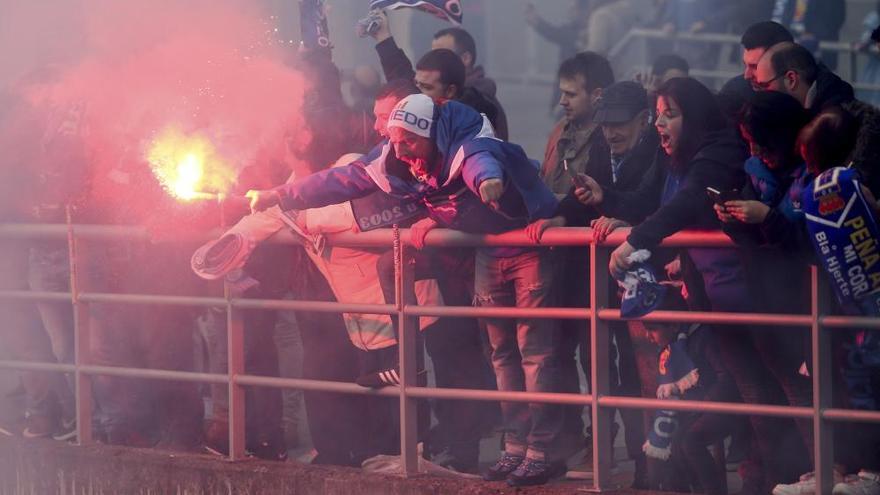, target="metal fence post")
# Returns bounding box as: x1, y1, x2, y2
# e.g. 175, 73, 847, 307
226, 290, 246, 460
849, 49, 858, 89
394, 225, 419, 475
590, 241, 612, 491
67, 206, 92, 445
811, 266, 834, 494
